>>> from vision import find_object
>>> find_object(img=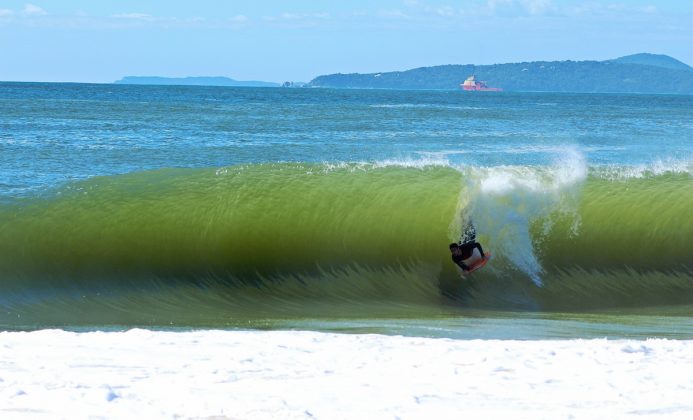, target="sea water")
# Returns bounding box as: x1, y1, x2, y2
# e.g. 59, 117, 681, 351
1, 82, 691, 338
